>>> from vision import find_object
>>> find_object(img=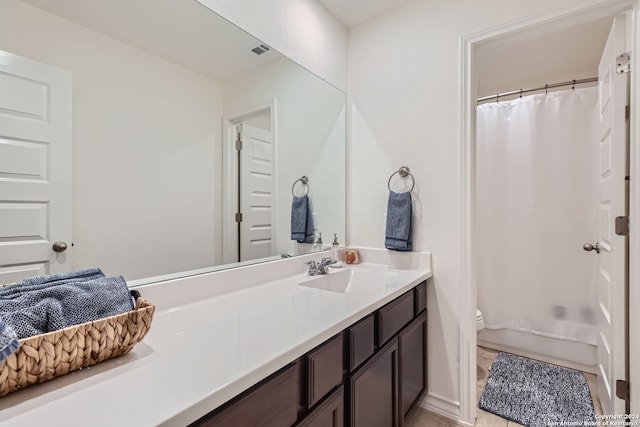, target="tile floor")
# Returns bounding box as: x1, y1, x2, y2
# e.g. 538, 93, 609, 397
405, 346, 602, 427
